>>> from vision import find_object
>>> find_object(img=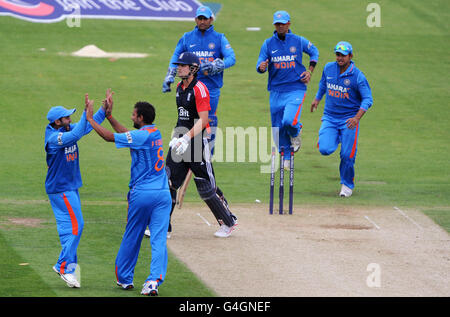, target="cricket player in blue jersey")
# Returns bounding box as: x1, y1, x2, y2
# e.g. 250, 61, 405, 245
45, 95, 106, 288
162, 5, 236, 156
85, 90, 171, 296
311, 41, 373, 197
257, 10, 319, 169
